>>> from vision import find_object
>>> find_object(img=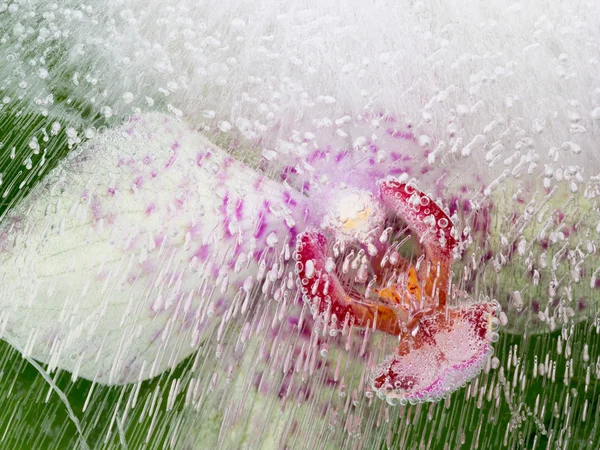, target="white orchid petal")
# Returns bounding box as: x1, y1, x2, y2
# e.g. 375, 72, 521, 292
0, 113, 304, 385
